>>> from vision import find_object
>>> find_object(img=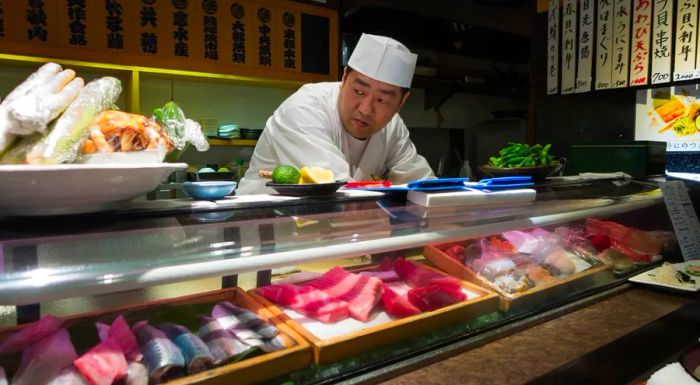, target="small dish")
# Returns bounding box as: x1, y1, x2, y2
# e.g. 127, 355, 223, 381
479, 163, 562, 180
187, 171, 237, 181
266, 181, 347, 197
183, 181, 237, 200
